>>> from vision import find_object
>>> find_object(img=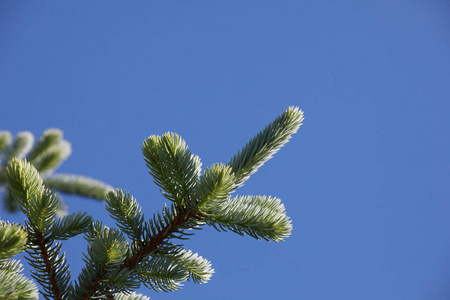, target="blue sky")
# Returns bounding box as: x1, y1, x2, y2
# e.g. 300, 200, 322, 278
1, 1, 450, 299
